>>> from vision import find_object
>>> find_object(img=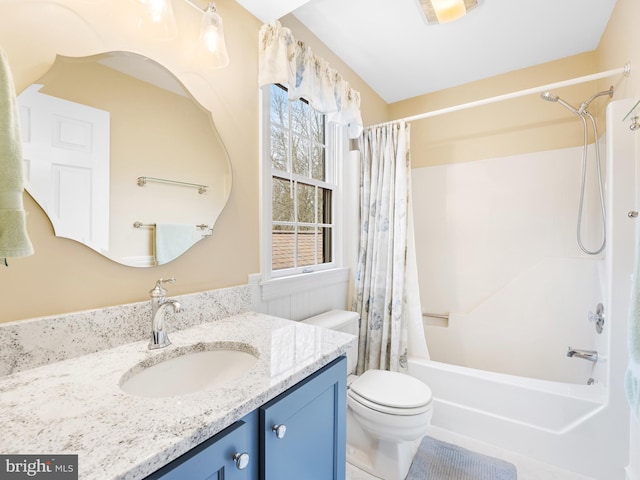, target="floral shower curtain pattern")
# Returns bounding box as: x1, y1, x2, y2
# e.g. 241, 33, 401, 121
354, 121, 423, 373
